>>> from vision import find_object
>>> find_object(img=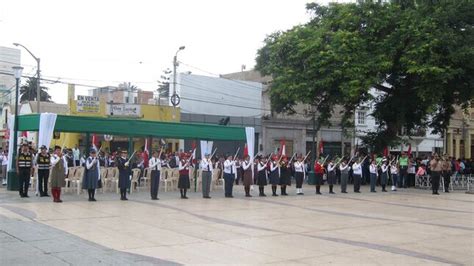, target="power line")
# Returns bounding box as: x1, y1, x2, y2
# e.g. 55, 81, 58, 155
177, 82, 261, 103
